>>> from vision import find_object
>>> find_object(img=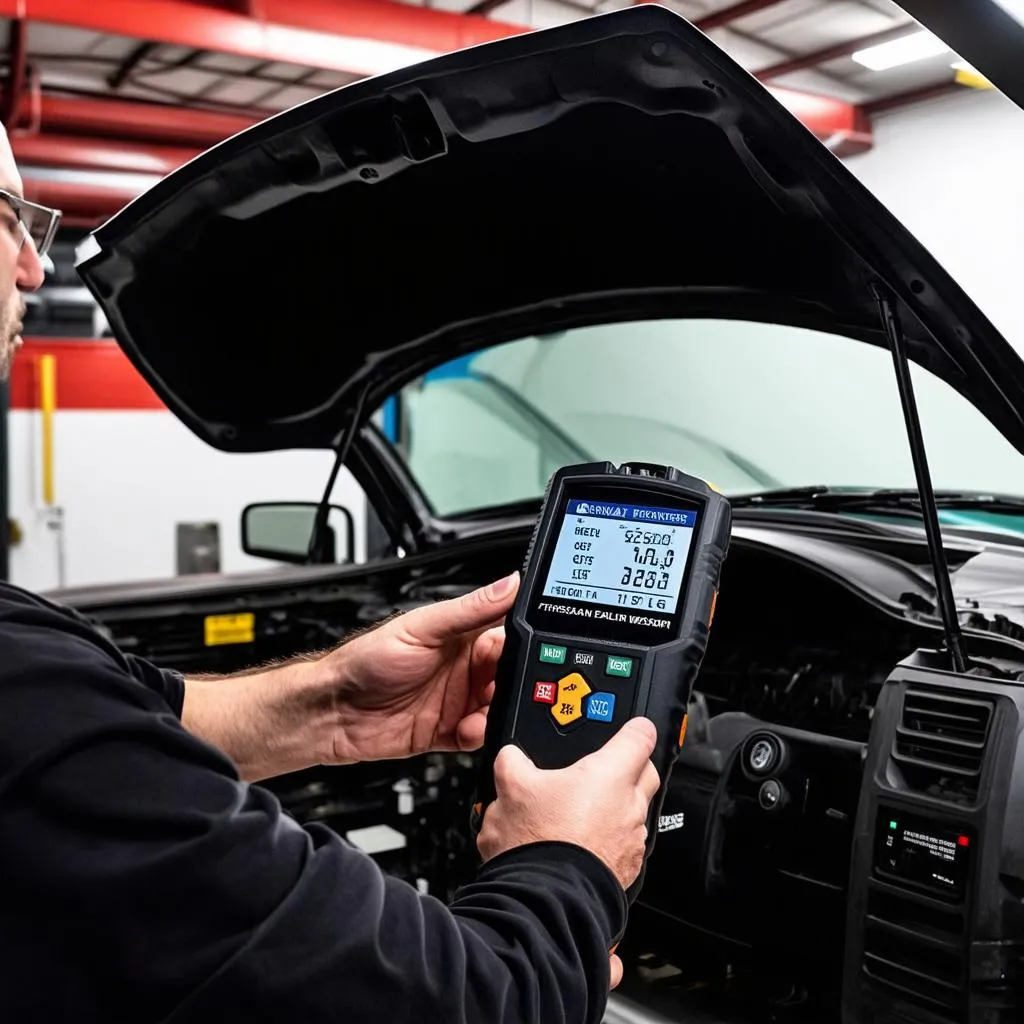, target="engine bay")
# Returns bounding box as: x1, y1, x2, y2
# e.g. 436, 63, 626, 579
80, 529, 1024, 1024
